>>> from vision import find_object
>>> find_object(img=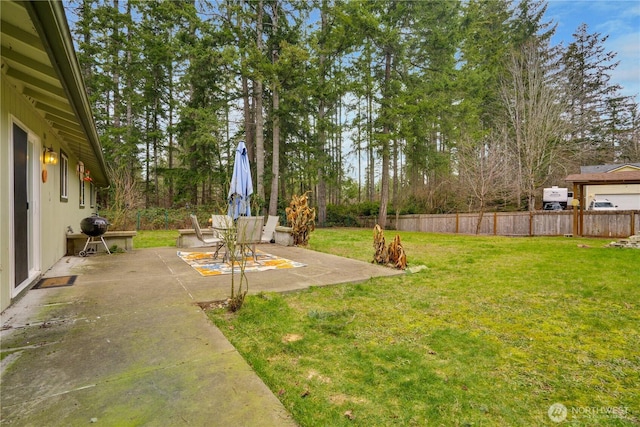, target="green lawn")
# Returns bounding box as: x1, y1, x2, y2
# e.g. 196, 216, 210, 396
207, 228, 639, 426
132, 229, 179, 248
